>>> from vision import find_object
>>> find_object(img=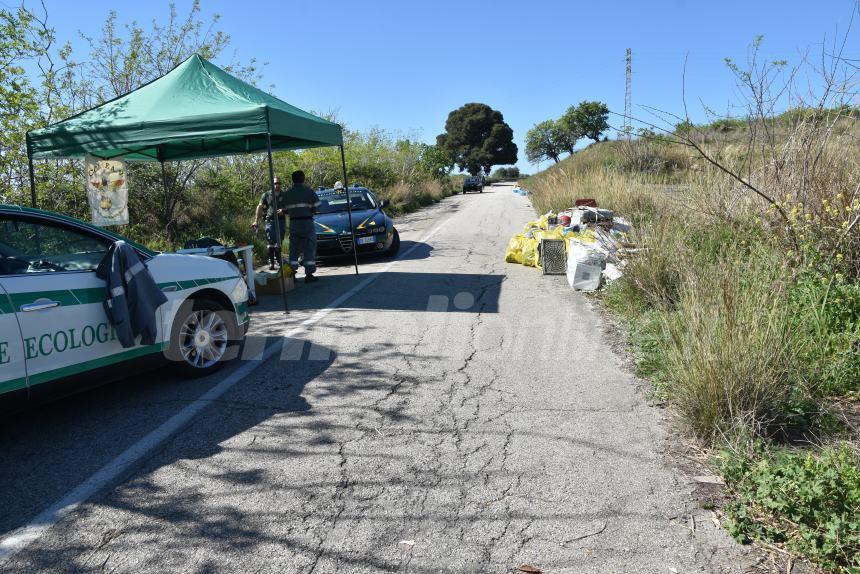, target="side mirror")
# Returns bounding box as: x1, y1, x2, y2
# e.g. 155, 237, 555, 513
380, 199, 390, 209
